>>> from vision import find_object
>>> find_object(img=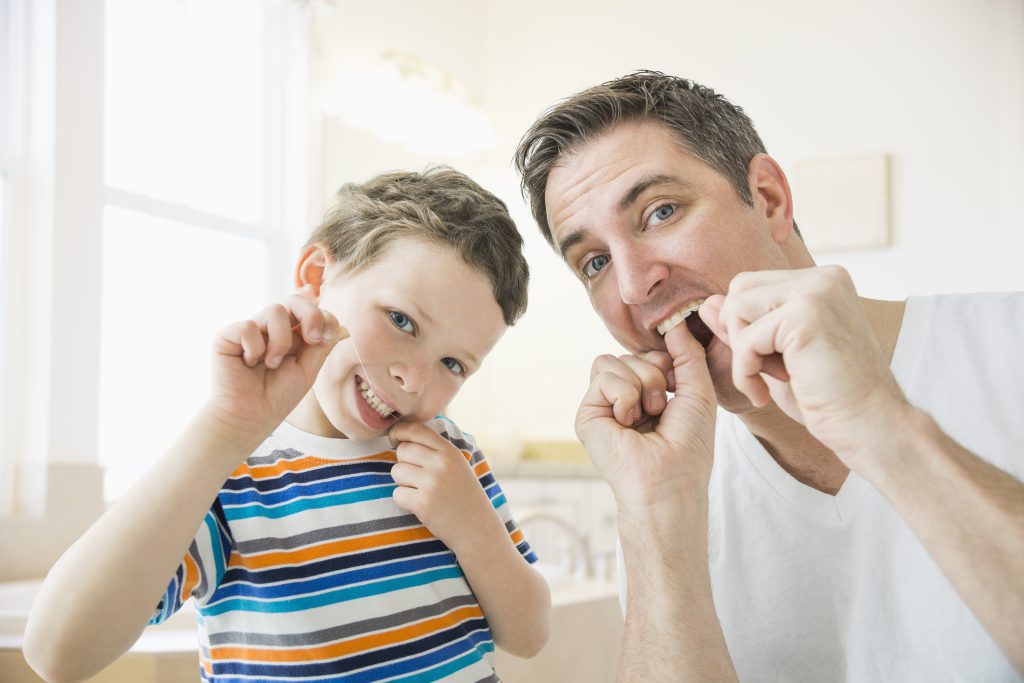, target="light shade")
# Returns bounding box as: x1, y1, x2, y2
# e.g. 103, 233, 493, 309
326, 50, 496, 157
